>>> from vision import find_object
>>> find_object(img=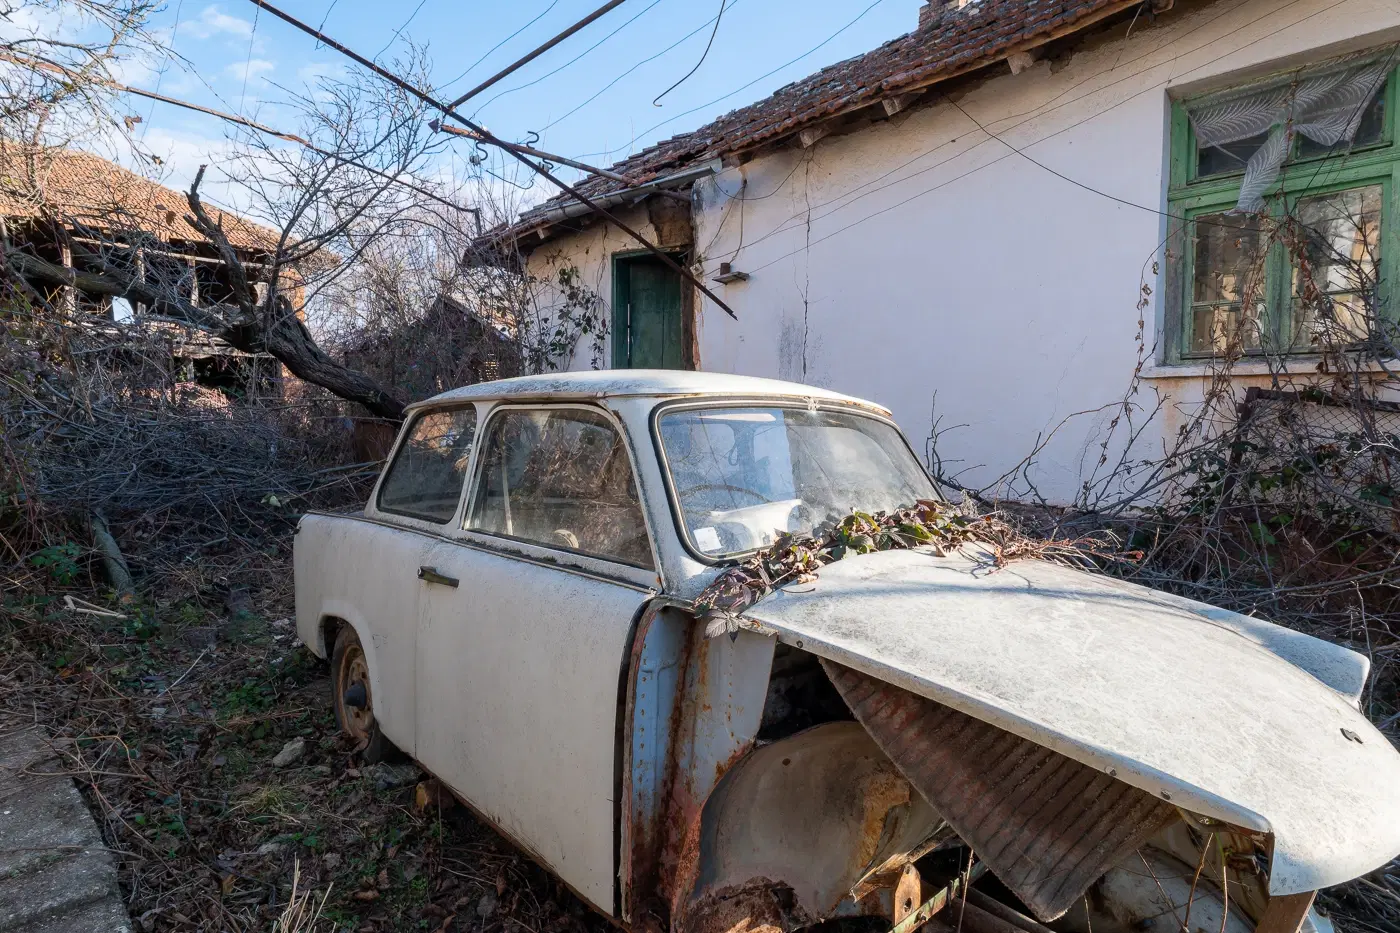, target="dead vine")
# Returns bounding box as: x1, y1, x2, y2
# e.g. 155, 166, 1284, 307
695, 499, 1136, 636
